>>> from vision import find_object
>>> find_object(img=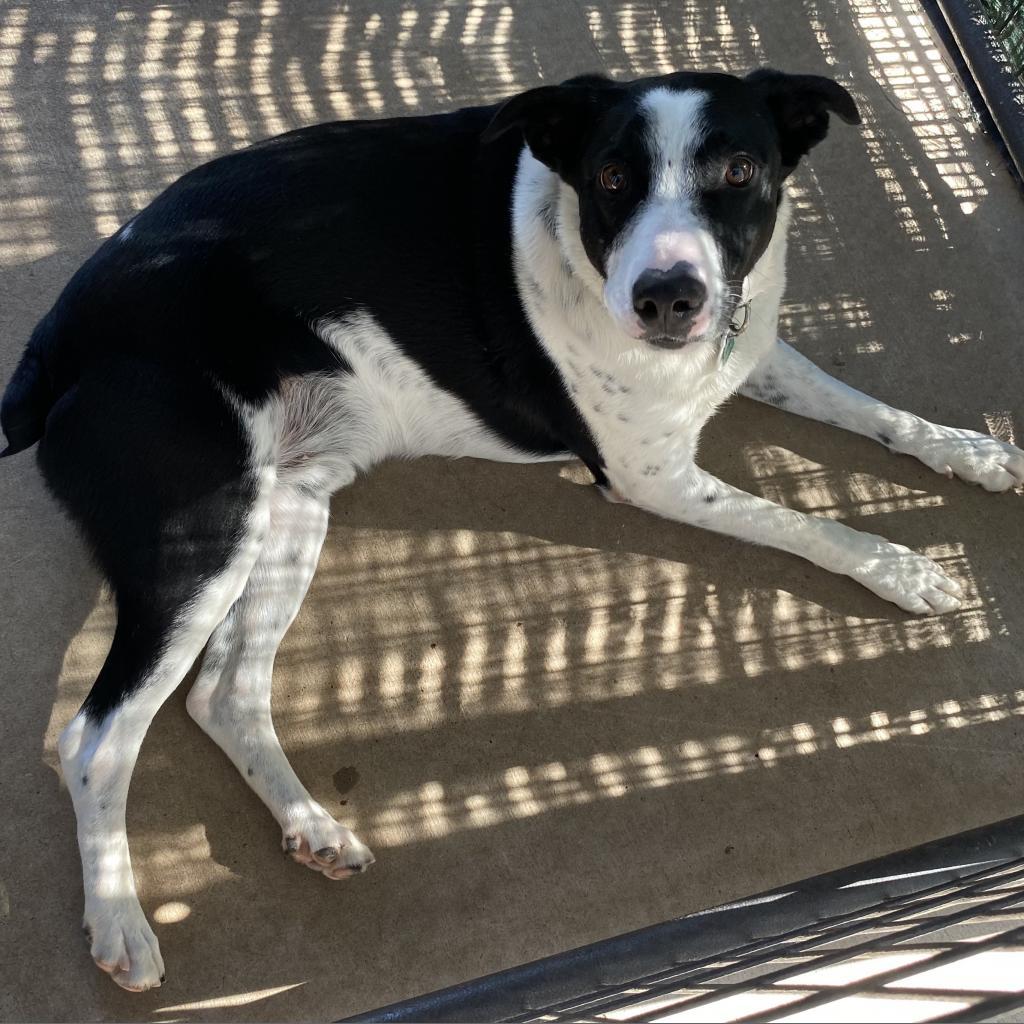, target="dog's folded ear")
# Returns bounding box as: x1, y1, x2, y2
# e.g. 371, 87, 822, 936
482, 76, 620, 181
746, 69, 861, 175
